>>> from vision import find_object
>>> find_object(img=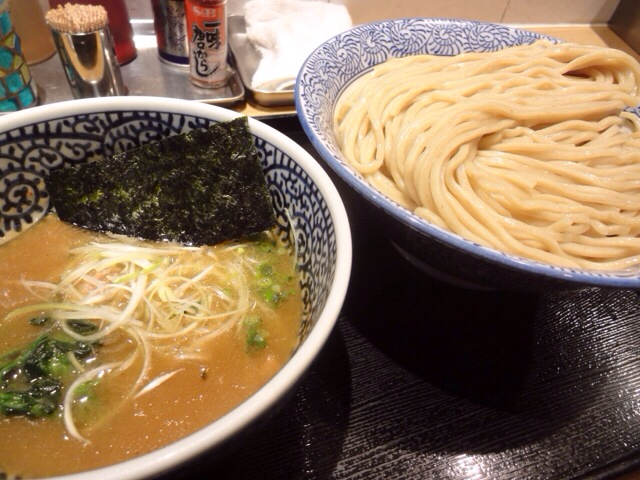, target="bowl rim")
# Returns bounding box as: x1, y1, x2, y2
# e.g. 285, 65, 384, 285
0, 96, 353, 480
294, 17, 640, 289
